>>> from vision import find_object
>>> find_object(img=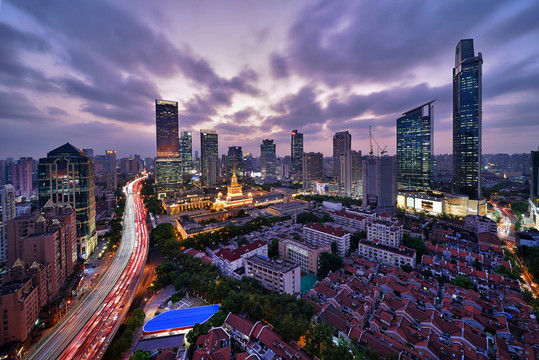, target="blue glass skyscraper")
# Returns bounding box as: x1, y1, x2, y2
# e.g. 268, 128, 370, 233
452, 39, 482, 199
397, 101, 434, 189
